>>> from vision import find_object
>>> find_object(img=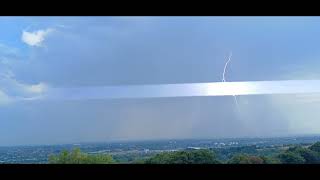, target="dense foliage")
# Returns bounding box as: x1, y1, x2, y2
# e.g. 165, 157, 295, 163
227, 154, 266, 164
141, 141, 320, 164
143, 149, 221, 164
213, 145, 259, 160
277, 145, 320, 164
48, 148, 114, 164
309, 142, 320, 153
278, 151, 306, 164
47, 141, 320, 164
